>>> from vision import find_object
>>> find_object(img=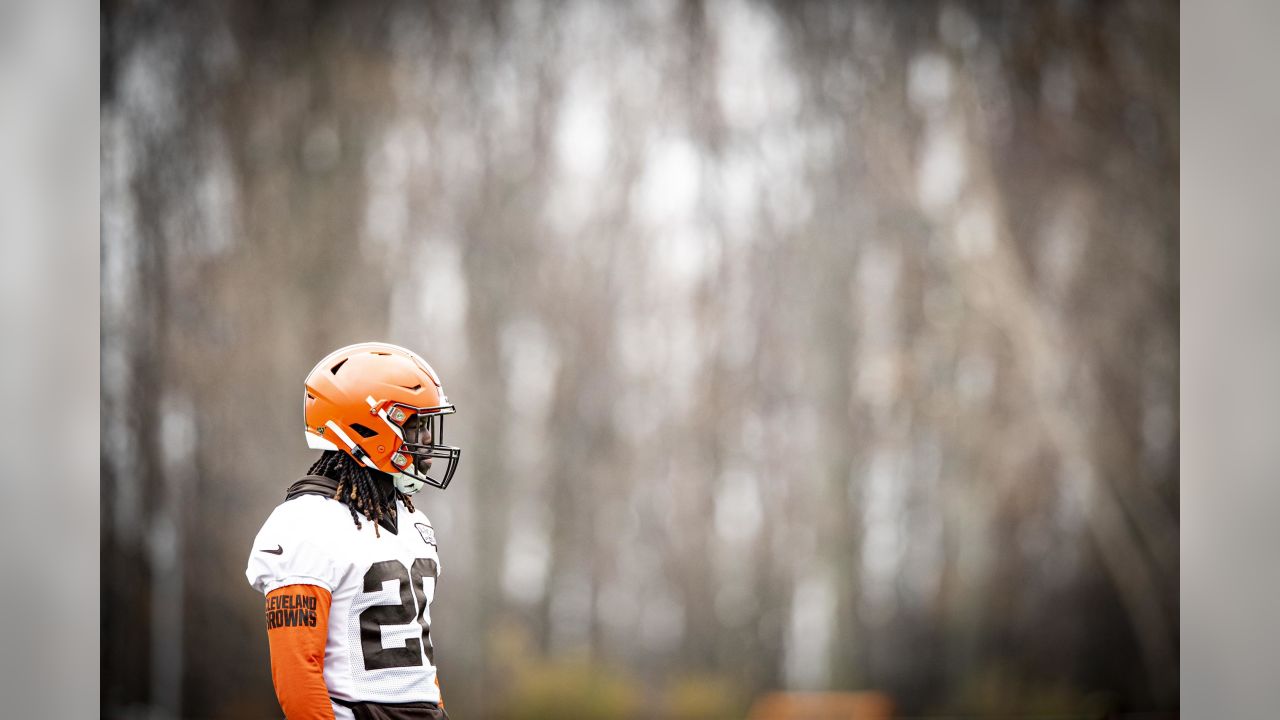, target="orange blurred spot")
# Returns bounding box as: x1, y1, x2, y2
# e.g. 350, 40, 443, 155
746, 691, 894, 720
